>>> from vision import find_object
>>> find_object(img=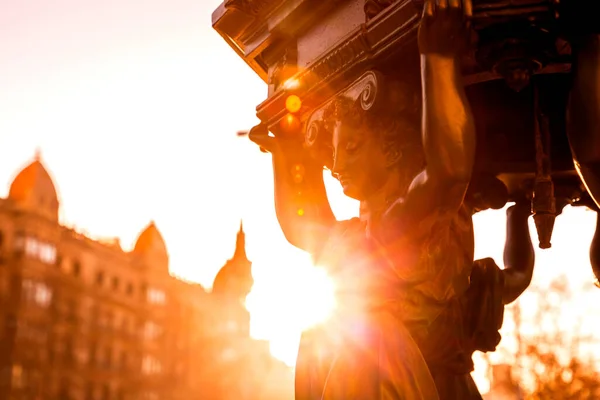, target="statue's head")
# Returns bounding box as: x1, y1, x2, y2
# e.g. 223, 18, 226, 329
319, 94, 423, 201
